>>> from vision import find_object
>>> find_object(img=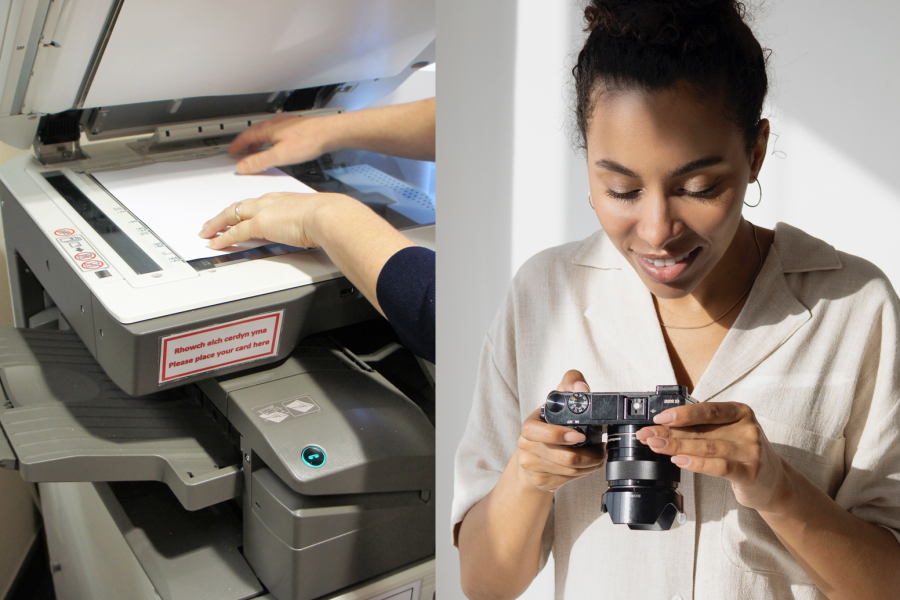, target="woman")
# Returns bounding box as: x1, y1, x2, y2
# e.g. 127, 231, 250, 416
199, 98, 436, 362
452, 2, 900, 599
